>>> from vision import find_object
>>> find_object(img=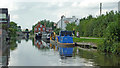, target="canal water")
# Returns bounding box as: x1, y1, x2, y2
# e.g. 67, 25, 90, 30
4, 38, 120, 66
8, 38, 93, 66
